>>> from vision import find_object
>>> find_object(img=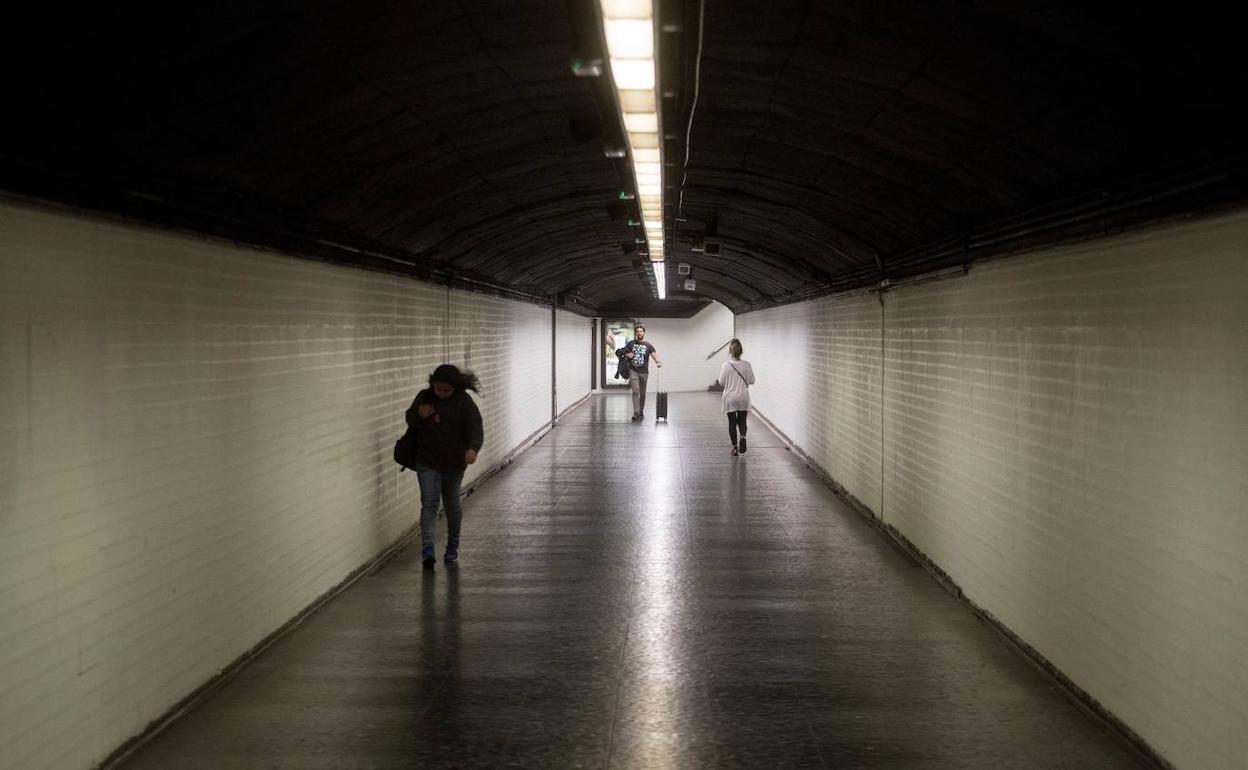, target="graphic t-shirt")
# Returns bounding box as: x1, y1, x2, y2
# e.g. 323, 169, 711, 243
626, 341, 657, 373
